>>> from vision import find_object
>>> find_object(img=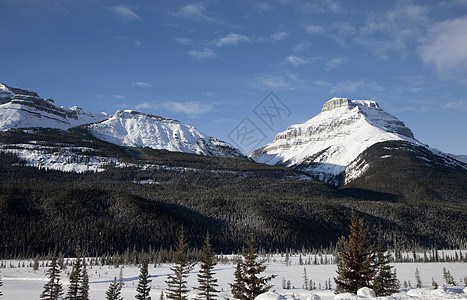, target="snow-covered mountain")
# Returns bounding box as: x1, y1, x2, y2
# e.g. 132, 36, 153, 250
0, 83, 244, 160
0, 83, 108, 130
87, 110, 244, 158
252, 97, 464, 185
